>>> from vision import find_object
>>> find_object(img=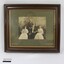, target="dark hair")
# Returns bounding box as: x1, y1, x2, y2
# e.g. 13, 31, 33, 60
22, 25, 27, 29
